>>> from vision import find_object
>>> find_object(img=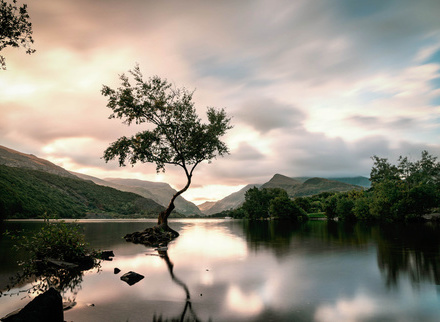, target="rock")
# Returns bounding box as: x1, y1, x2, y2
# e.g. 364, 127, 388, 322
46, 259, 79, 270
2, 287, 63, 322
120, 271, 144, 286
124, 226, 178, 246
99, 250, 115, 260
114, 268, 121, 274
